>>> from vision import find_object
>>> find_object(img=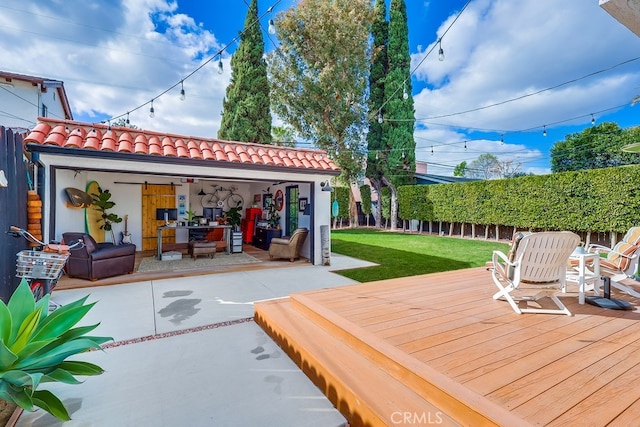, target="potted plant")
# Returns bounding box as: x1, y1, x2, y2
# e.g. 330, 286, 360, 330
90, 186, 122, 243
267, 201, 280, 229
0, 280, 112, 422
184, 205, 197, 226
224, 201, 243, 231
